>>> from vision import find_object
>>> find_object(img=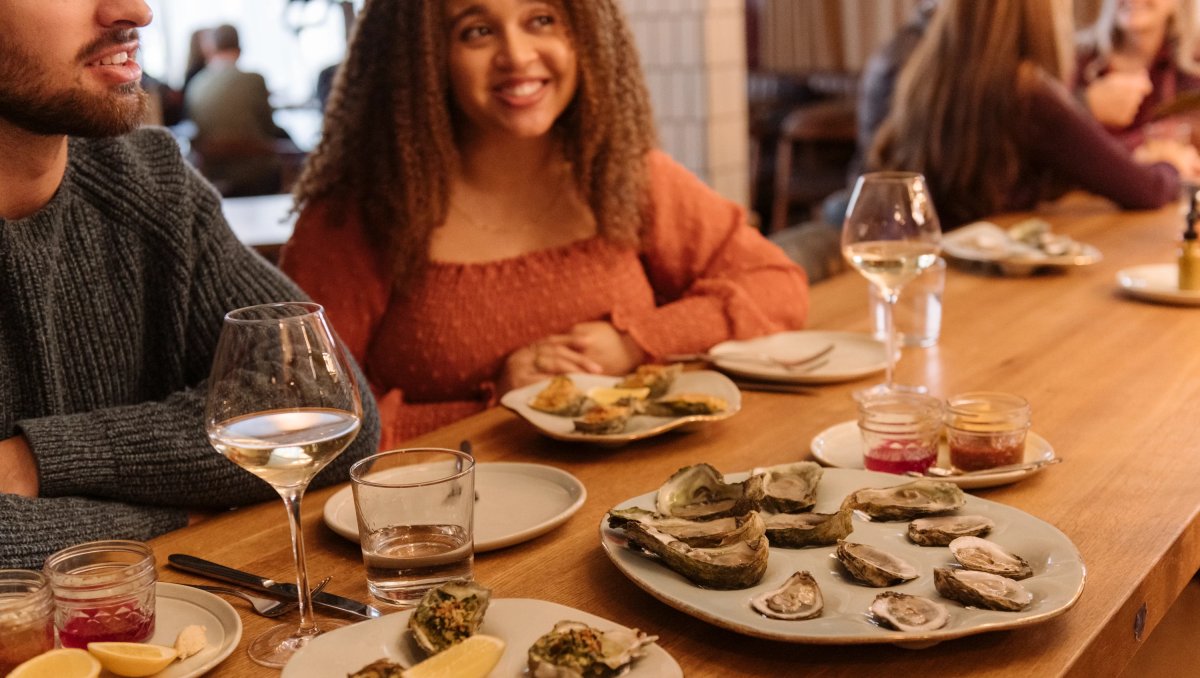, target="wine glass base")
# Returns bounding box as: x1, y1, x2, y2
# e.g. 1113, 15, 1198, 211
852, 383, 929, 402
247, 619, 348, 668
